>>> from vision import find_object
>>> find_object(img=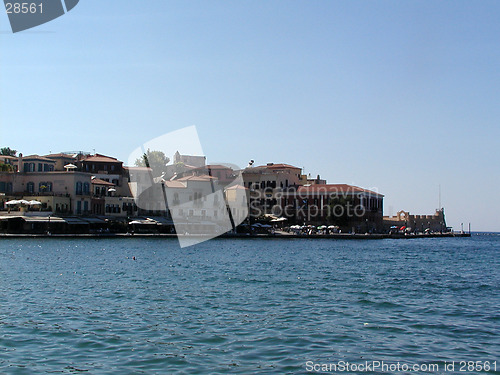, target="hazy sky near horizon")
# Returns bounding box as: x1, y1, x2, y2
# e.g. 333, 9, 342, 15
1, 1, 499, 231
